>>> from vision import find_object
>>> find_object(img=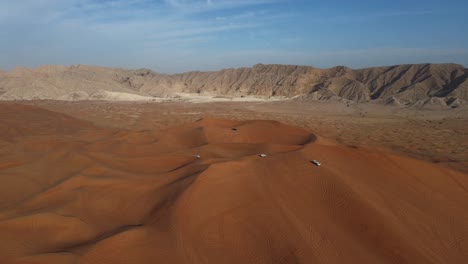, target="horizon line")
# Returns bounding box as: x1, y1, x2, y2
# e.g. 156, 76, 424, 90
2, 62, 466, 75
